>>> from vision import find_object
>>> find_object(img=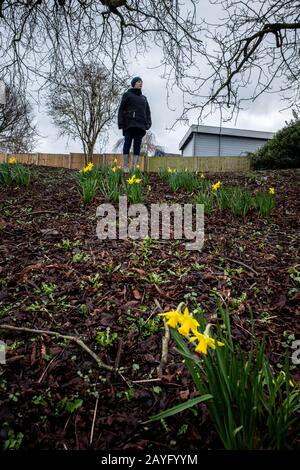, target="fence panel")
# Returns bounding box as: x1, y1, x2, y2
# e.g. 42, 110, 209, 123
0, 152, 250, 172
